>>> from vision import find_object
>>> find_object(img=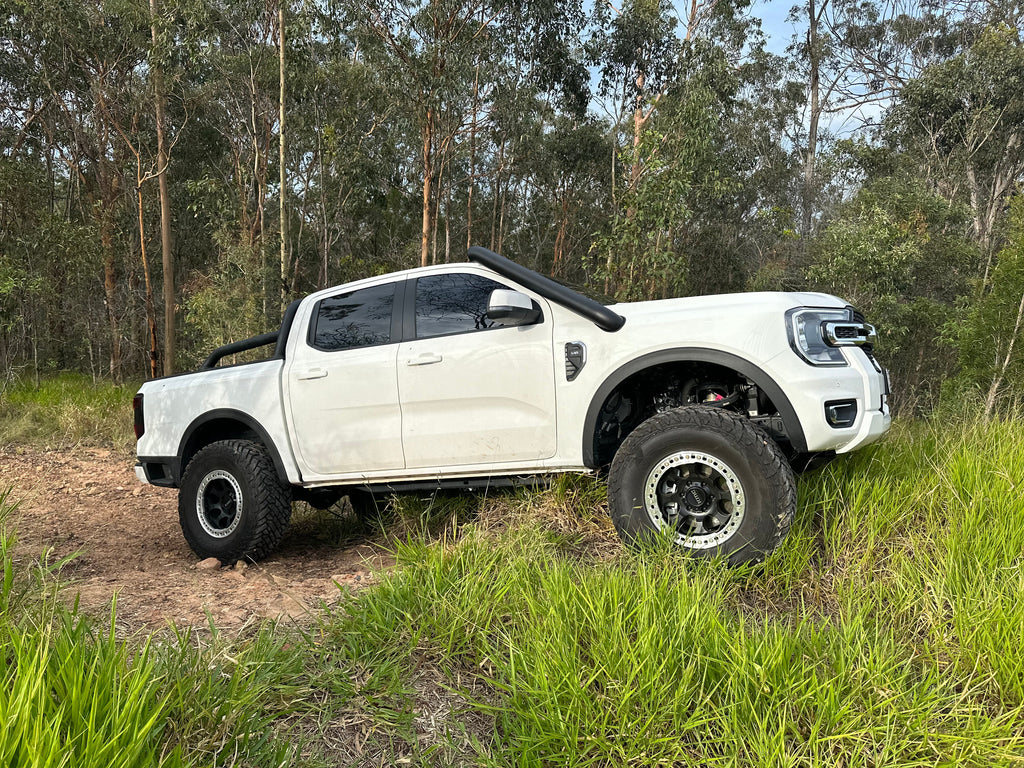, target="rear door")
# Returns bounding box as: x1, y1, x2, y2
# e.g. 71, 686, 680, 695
397, 271, 557, 469
285, 279, 406, 477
